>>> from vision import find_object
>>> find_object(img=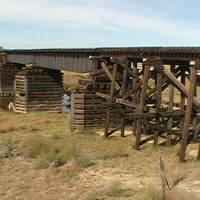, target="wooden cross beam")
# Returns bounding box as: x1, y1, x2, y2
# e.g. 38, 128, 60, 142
112, 57, 141, 82
146, 58, 200, 109
91, 65, 113, 76
101, 62, 120, 90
